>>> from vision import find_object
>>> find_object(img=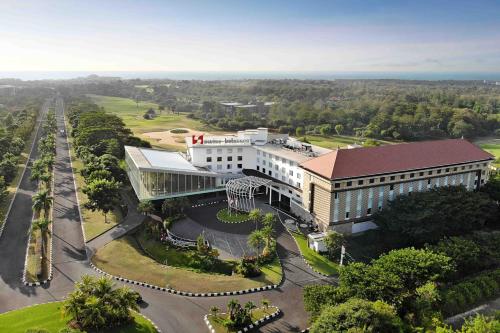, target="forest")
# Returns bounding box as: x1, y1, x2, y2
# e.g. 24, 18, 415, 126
52, 77, 500, 141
